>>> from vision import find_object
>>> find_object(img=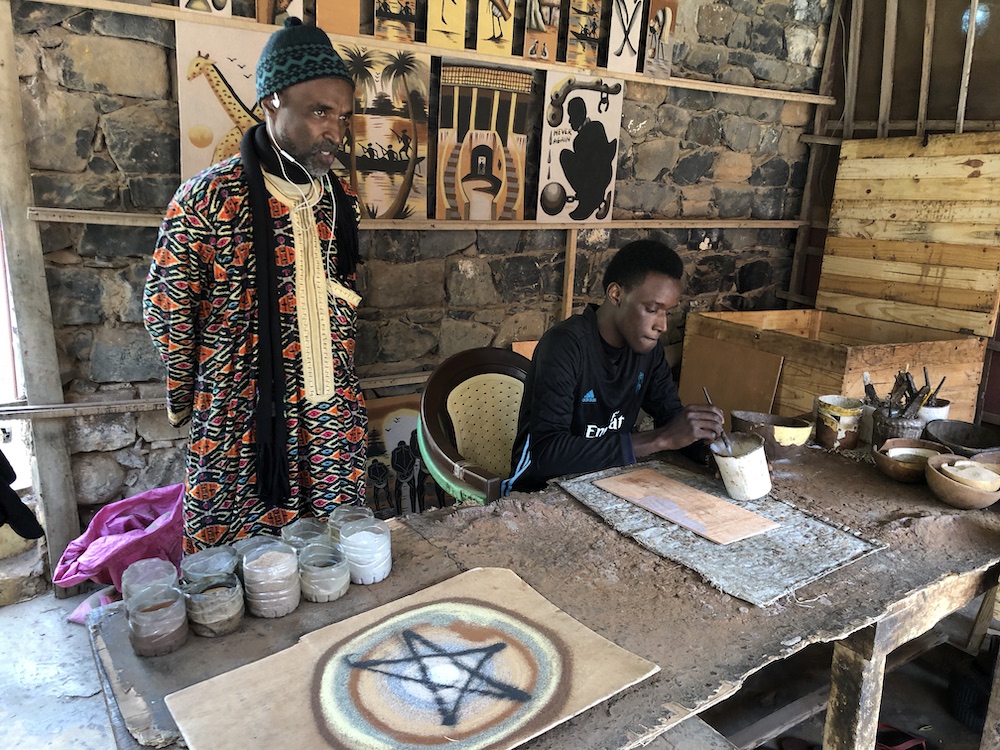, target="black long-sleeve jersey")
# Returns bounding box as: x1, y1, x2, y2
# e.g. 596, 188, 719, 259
505, 304, 685, 493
